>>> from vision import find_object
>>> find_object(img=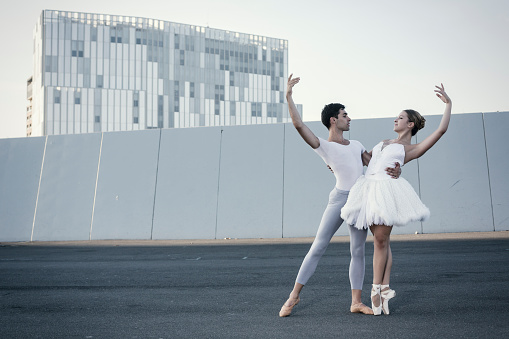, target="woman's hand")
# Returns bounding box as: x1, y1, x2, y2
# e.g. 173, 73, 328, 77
287, 74, 300, 97
435, 83, 451, 104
